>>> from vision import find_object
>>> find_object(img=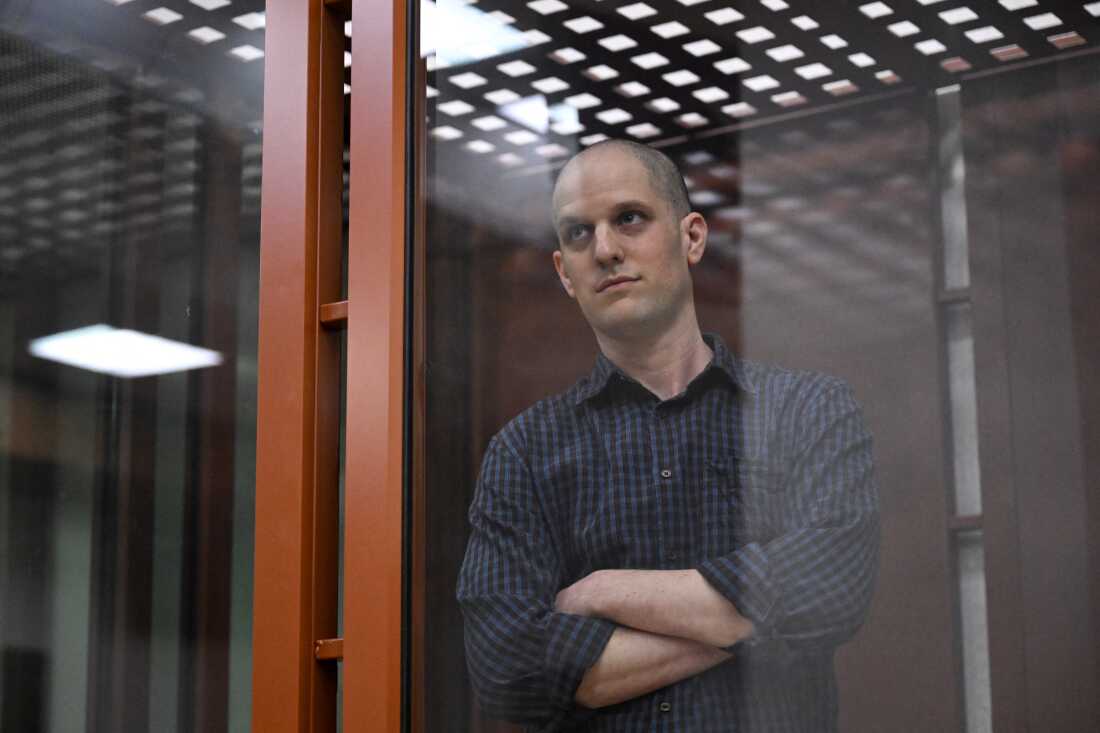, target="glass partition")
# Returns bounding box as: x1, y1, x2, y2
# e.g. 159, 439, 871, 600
414, 1, 1100, 731
0, 1, 265, 730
